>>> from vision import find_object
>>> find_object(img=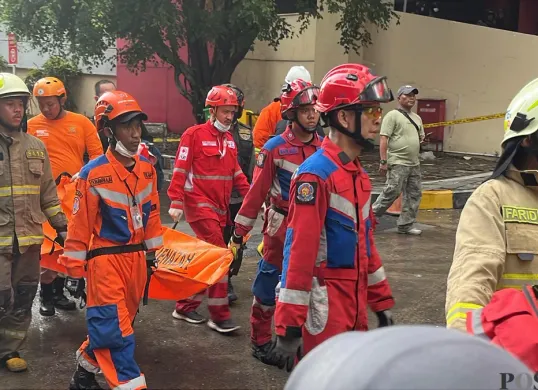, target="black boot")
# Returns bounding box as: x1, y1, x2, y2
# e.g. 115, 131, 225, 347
228, 277, 238, 303
52, 277, 76, 311
39, 283, 55, 316
69, 365, 102, 389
